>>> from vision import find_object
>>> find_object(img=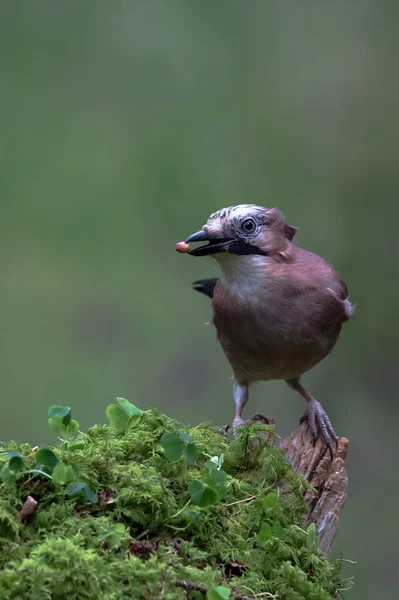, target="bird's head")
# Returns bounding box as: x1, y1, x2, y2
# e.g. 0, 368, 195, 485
185, 205, 298, 260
